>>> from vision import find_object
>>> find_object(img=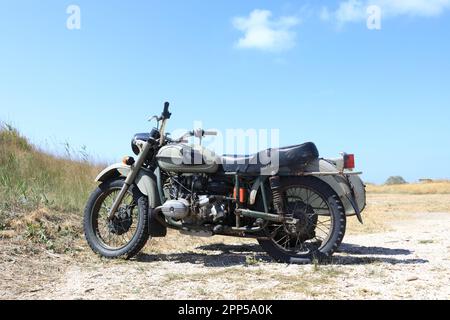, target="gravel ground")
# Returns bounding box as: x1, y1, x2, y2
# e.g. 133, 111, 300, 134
1, 194, 450, 300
